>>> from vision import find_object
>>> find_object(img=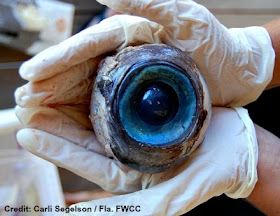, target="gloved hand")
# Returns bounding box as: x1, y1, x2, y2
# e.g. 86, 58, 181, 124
96, 0, 274, 106
17, 107, 258, 215
16, 0, 274, 107
14, 0, 267, 215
